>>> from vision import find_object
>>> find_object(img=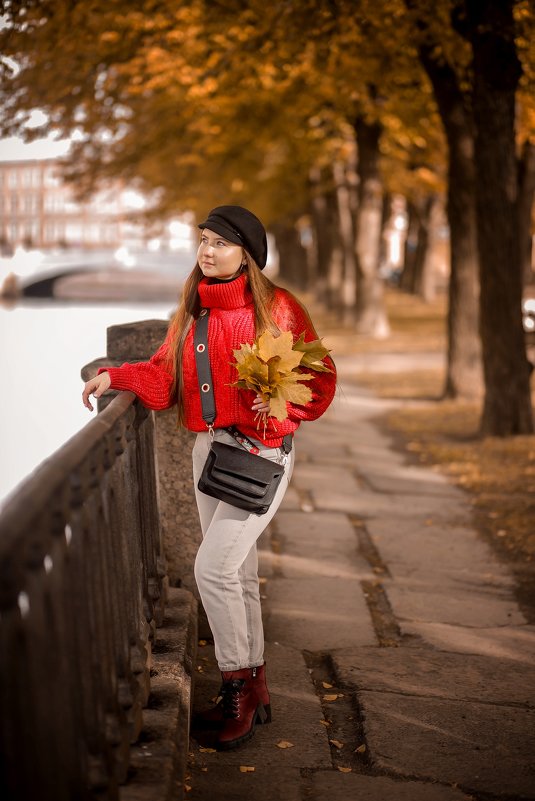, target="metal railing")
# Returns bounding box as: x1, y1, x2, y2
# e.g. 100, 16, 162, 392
0, 391, 167, 801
